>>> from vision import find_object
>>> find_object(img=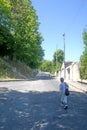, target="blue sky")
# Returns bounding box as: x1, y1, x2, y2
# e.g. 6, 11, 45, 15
32, 0, 87, 62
